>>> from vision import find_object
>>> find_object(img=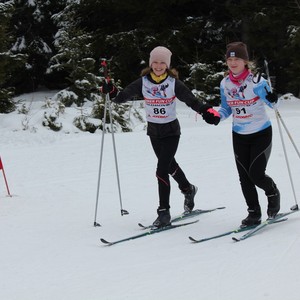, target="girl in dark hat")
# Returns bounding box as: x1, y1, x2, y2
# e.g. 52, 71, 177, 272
218, 42, 280, 227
